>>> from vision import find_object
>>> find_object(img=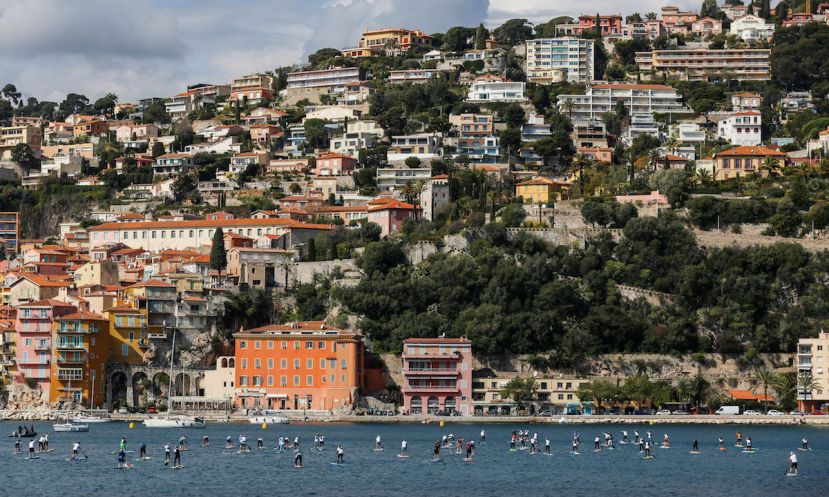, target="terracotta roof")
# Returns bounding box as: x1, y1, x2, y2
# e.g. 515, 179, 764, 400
431, 174, 449, 179
319, 206, 368, 213
157, 153, 193, 159
118, 213, 145, 219
716, 146, 785, 157
238, 321, 344, 335
56, 311, 107, 321
402, 337, 471, 344
664, 155, 687, 161
316, 152, 357, 160
367, 200, 419, 212
734, 111, 761, 116
124, 279, 175, 289
105, 304, 141, 313
17, 299, 75, 308
733, 92, 761, 97
15, 275, 72, 287
517, 177, 567, 187
88, 218, 314, 231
